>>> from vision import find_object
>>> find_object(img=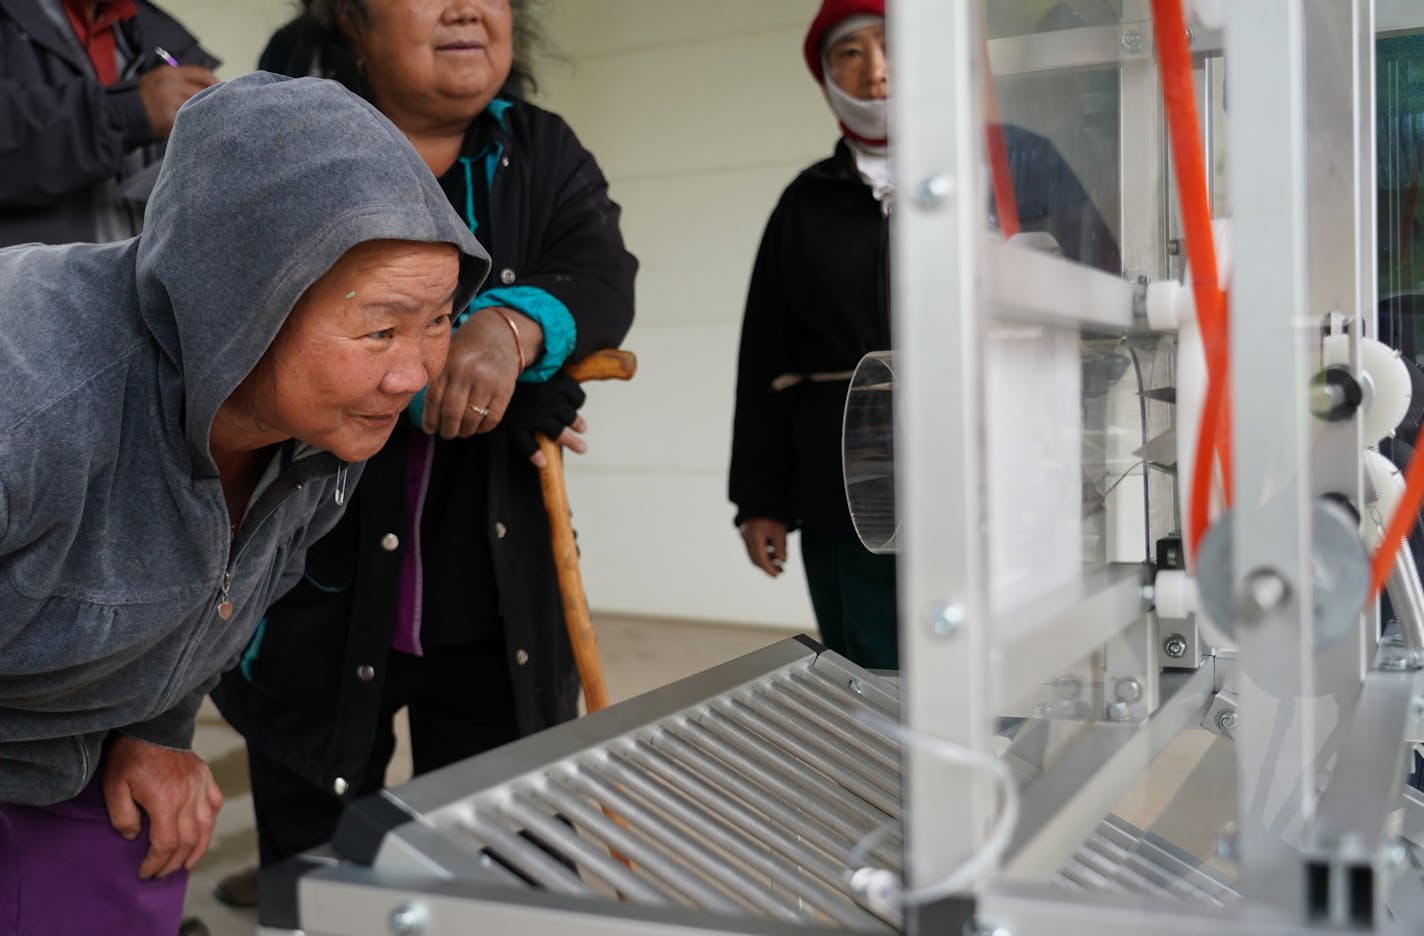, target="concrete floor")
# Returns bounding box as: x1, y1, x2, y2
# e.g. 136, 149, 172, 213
182, 614, 795, 935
